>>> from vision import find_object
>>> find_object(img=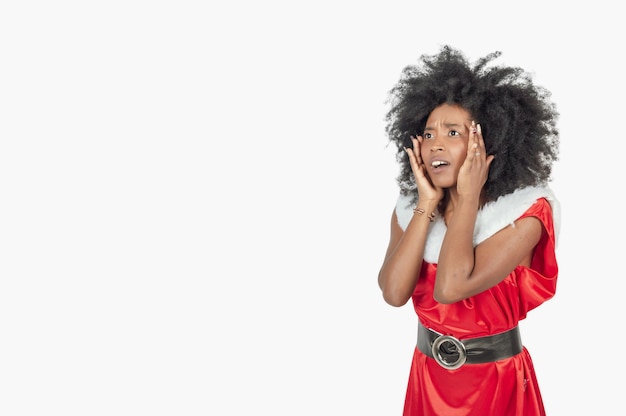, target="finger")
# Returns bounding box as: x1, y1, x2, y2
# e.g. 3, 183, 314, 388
466, 121, 477, 158
415, 136, 424, 165
472, 122, 486, 160
404, 143, 418, 170
410, 136, 422, 166
476, 123, 485, 146
468, 140, 480, 160
476, 122, 489, 154
406, 137, 427, 179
